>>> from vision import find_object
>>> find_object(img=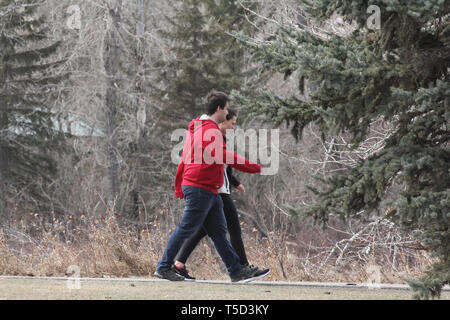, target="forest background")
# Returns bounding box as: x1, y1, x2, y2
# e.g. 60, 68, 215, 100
0, 0, 448, 300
